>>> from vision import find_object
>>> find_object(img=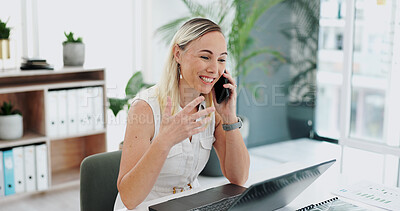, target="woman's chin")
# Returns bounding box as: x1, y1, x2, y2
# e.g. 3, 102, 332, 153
198, 87, 212, 95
